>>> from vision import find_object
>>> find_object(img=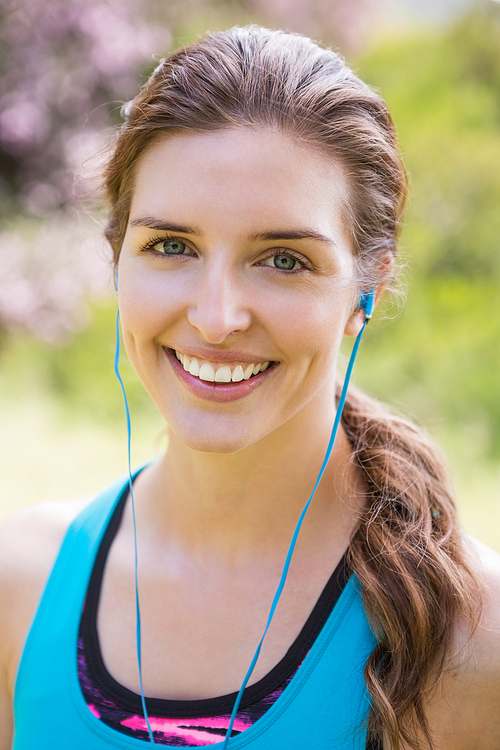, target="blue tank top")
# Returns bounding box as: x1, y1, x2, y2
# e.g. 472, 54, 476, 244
13, 474, 377, 749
